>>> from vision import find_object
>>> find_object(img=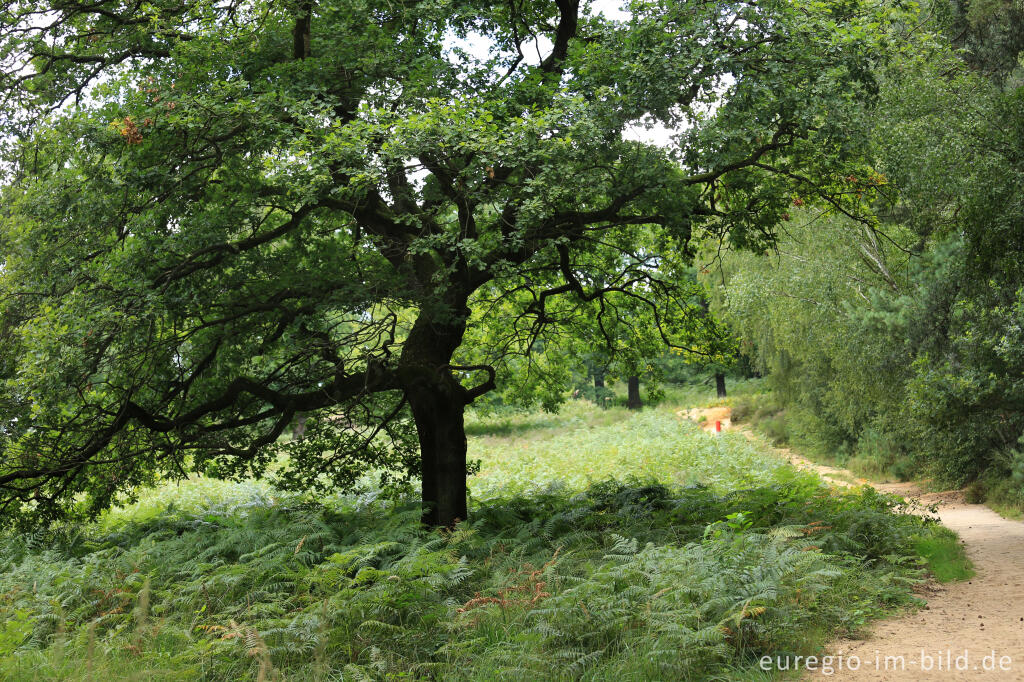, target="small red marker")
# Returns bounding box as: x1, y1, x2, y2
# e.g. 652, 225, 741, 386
715, 420, 722, 432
